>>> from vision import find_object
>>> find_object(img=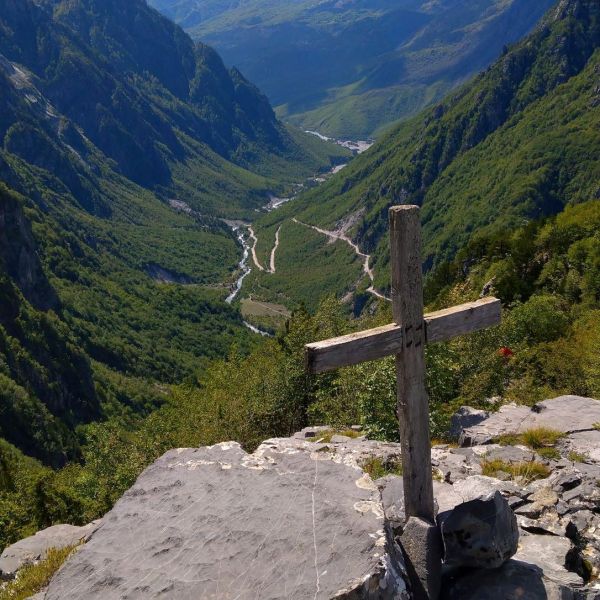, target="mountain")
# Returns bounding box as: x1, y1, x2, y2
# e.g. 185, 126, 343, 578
246, 0, 600, 308
0, 0, 347, 467
149, 0, 556, 139
0, 0, 346, 218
